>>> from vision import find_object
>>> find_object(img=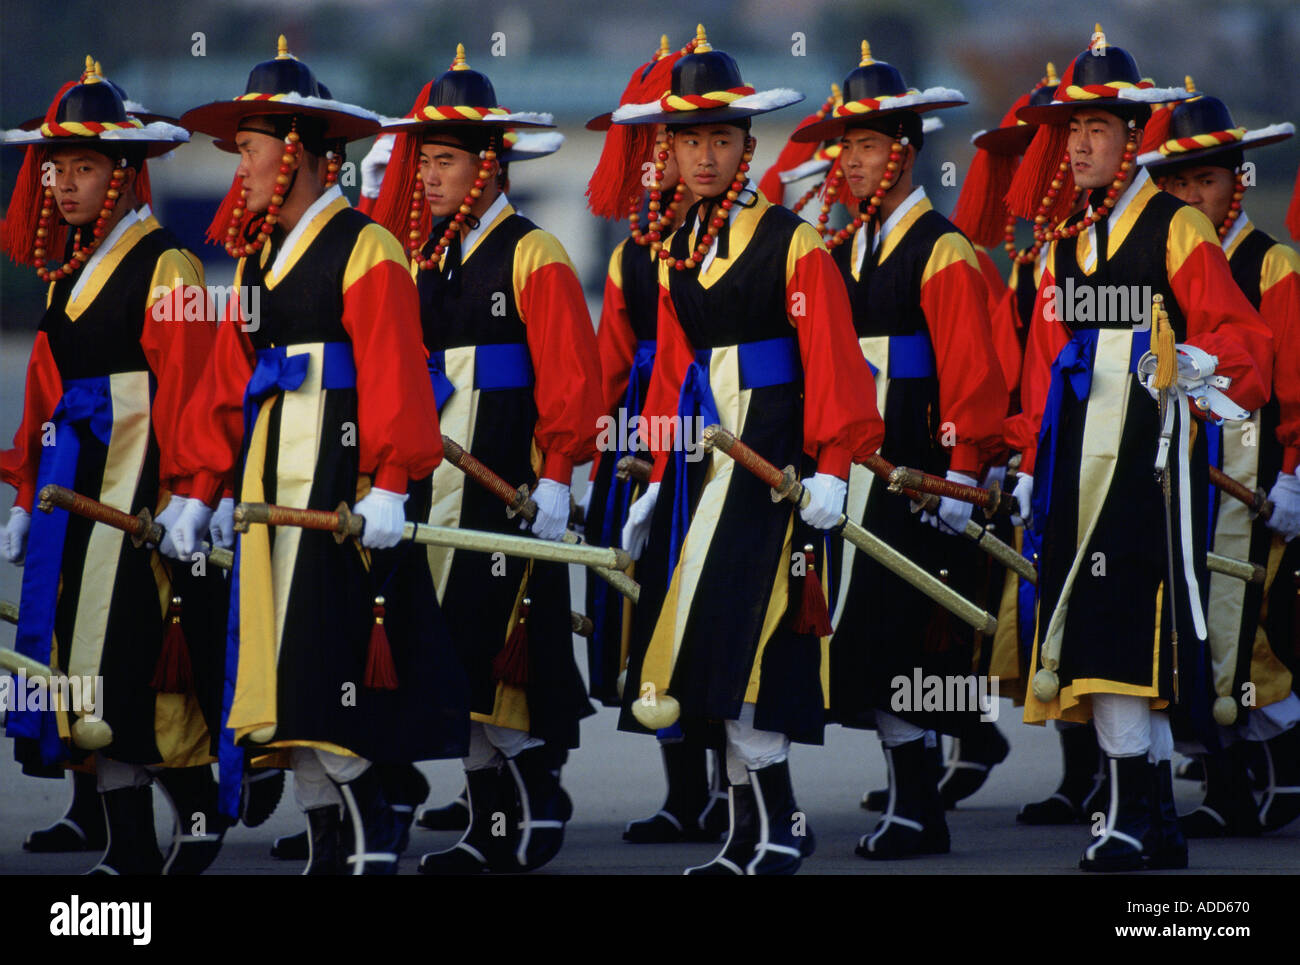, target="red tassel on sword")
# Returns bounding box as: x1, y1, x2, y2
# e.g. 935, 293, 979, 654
792, 544, 833, 637
363, 595, 399, 691
151, 596, 194, 694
